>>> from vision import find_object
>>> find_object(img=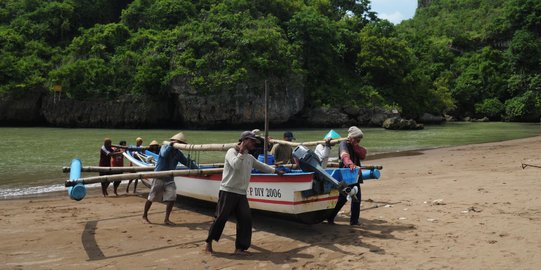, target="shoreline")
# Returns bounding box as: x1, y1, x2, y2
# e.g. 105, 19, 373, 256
1, 135, 541, 269
0, 133, 538, 200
